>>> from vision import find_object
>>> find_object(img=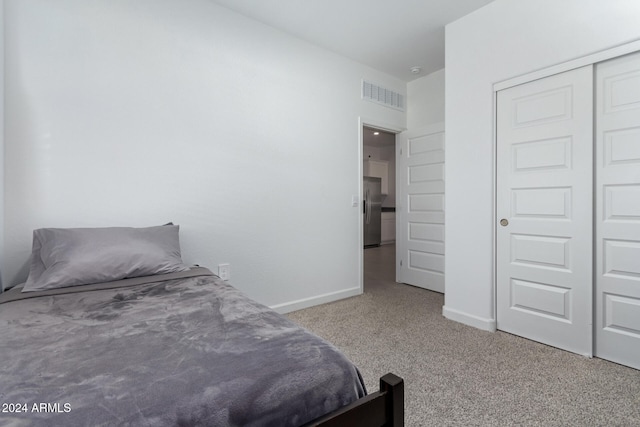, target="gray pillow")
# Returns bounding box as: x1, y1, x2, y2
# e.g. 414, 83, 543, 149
22, 225, 189, 292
